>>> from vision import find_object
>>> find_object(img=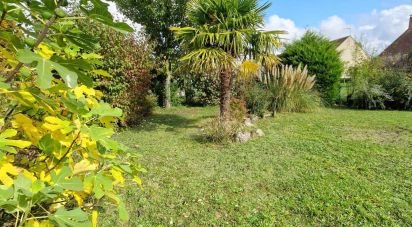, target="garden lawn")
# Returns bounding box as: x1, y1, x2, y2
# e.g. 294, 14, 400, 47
102, 107, 412, 226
